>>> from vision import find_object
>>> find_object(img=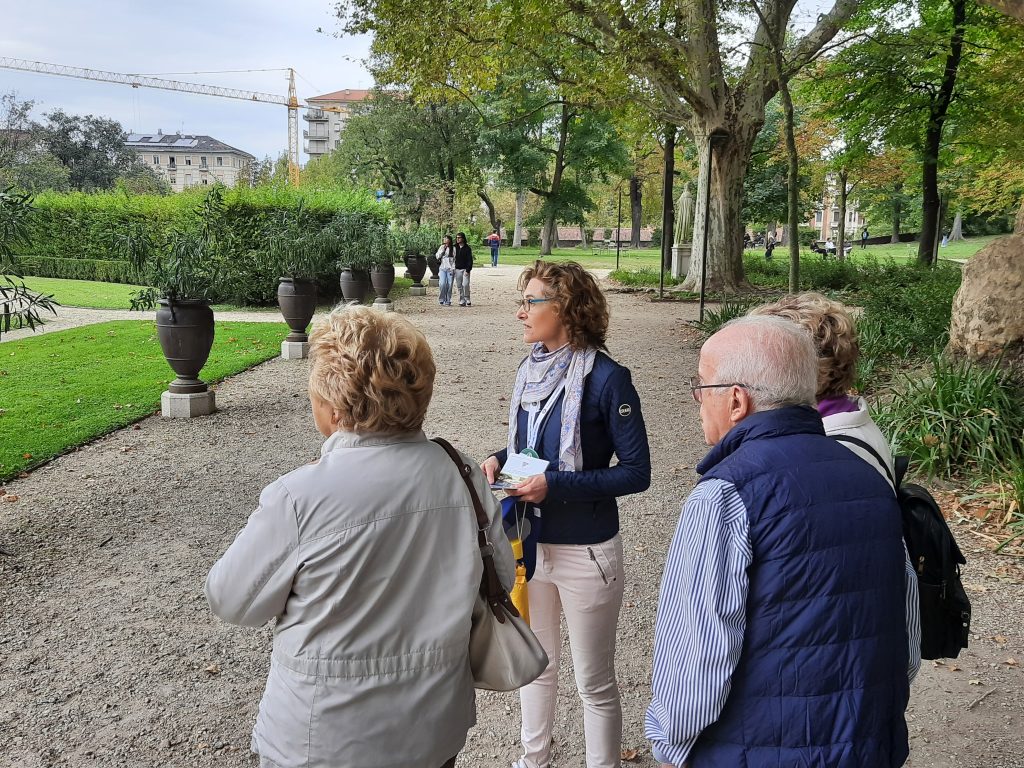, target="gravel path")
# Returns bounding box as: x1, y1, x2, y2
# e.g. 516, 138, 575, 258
1, 265, 1021, 768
